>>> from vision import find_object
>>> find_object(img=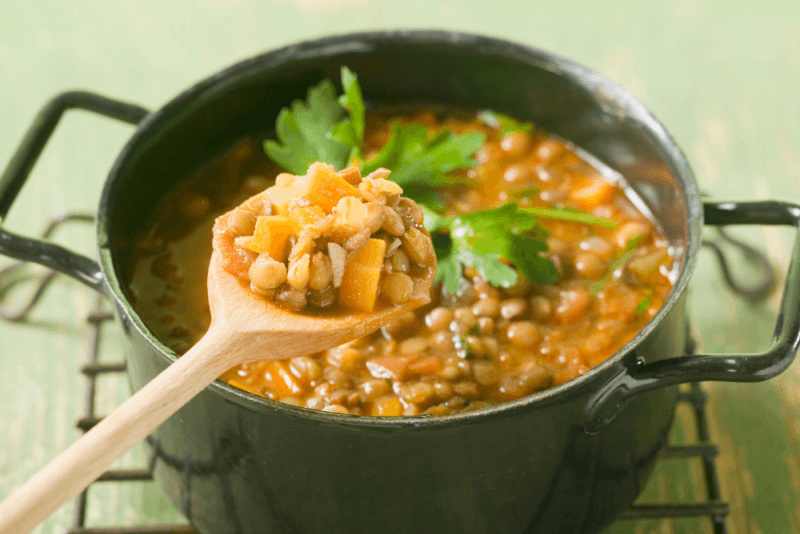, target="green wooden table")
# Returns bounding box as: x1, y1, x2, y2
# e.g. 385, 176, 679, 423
1, 1, 798, 532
